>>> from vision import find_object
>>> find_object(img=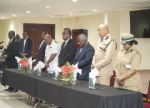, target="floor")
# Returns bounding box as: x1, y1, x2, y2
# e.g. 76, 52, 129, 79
0, 70, 149, 108
0, 85, 52, 108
